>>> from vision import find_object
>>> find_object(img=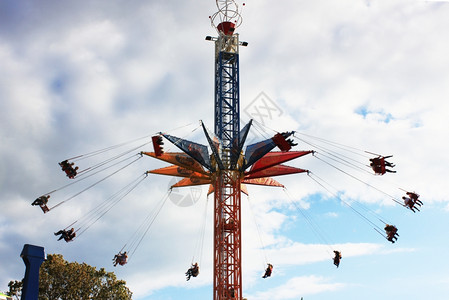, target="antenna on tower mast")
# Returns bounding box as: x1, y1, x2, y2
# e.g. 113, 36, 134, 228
210, 0, 244, 35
